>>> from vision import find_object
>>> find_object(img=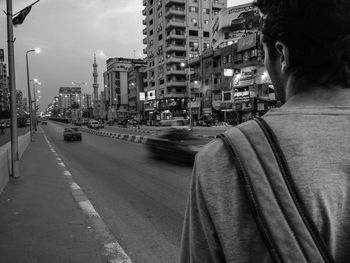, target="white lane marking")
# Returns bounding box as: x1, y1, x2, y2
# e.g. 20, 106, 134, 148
43, 132, 132, 263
